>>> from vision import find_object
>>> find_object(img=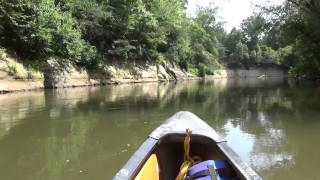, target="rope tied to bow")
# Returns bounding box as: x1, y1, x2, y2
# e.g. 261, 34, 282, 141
175, 128, 201, 180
